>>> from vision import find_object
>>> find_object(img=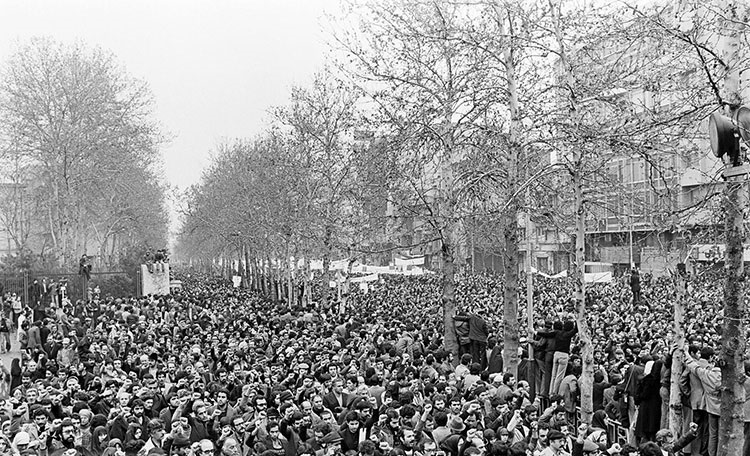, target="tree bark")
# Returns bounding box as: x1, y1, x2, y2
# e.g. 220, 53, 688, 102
502, 208, 520, 378
442, 239, 458, 357
499, 2, 521, 379
668, 269, 685, 436
321, 224, 333, 311
719, 177, 746, 456
574, 167, 594, 425
717, 4, 746, 454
